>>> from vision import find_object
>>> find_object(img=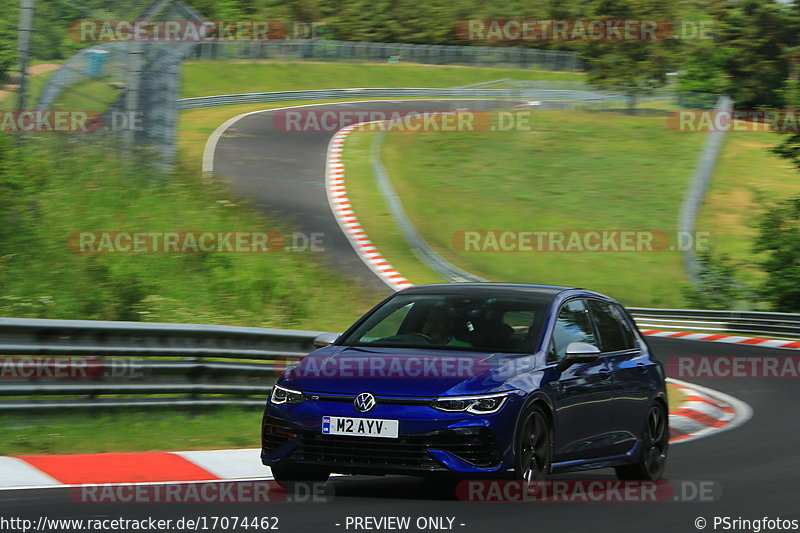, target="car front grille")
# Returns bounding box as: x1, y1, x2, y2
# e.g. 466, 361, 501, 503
262, 416, 502, 471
